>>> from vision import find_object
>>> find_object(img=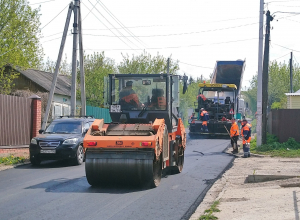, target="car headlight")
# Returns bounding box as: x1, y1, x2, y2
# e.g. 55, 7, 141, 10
63, 138, 78, 145
31, 138, 37, 145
